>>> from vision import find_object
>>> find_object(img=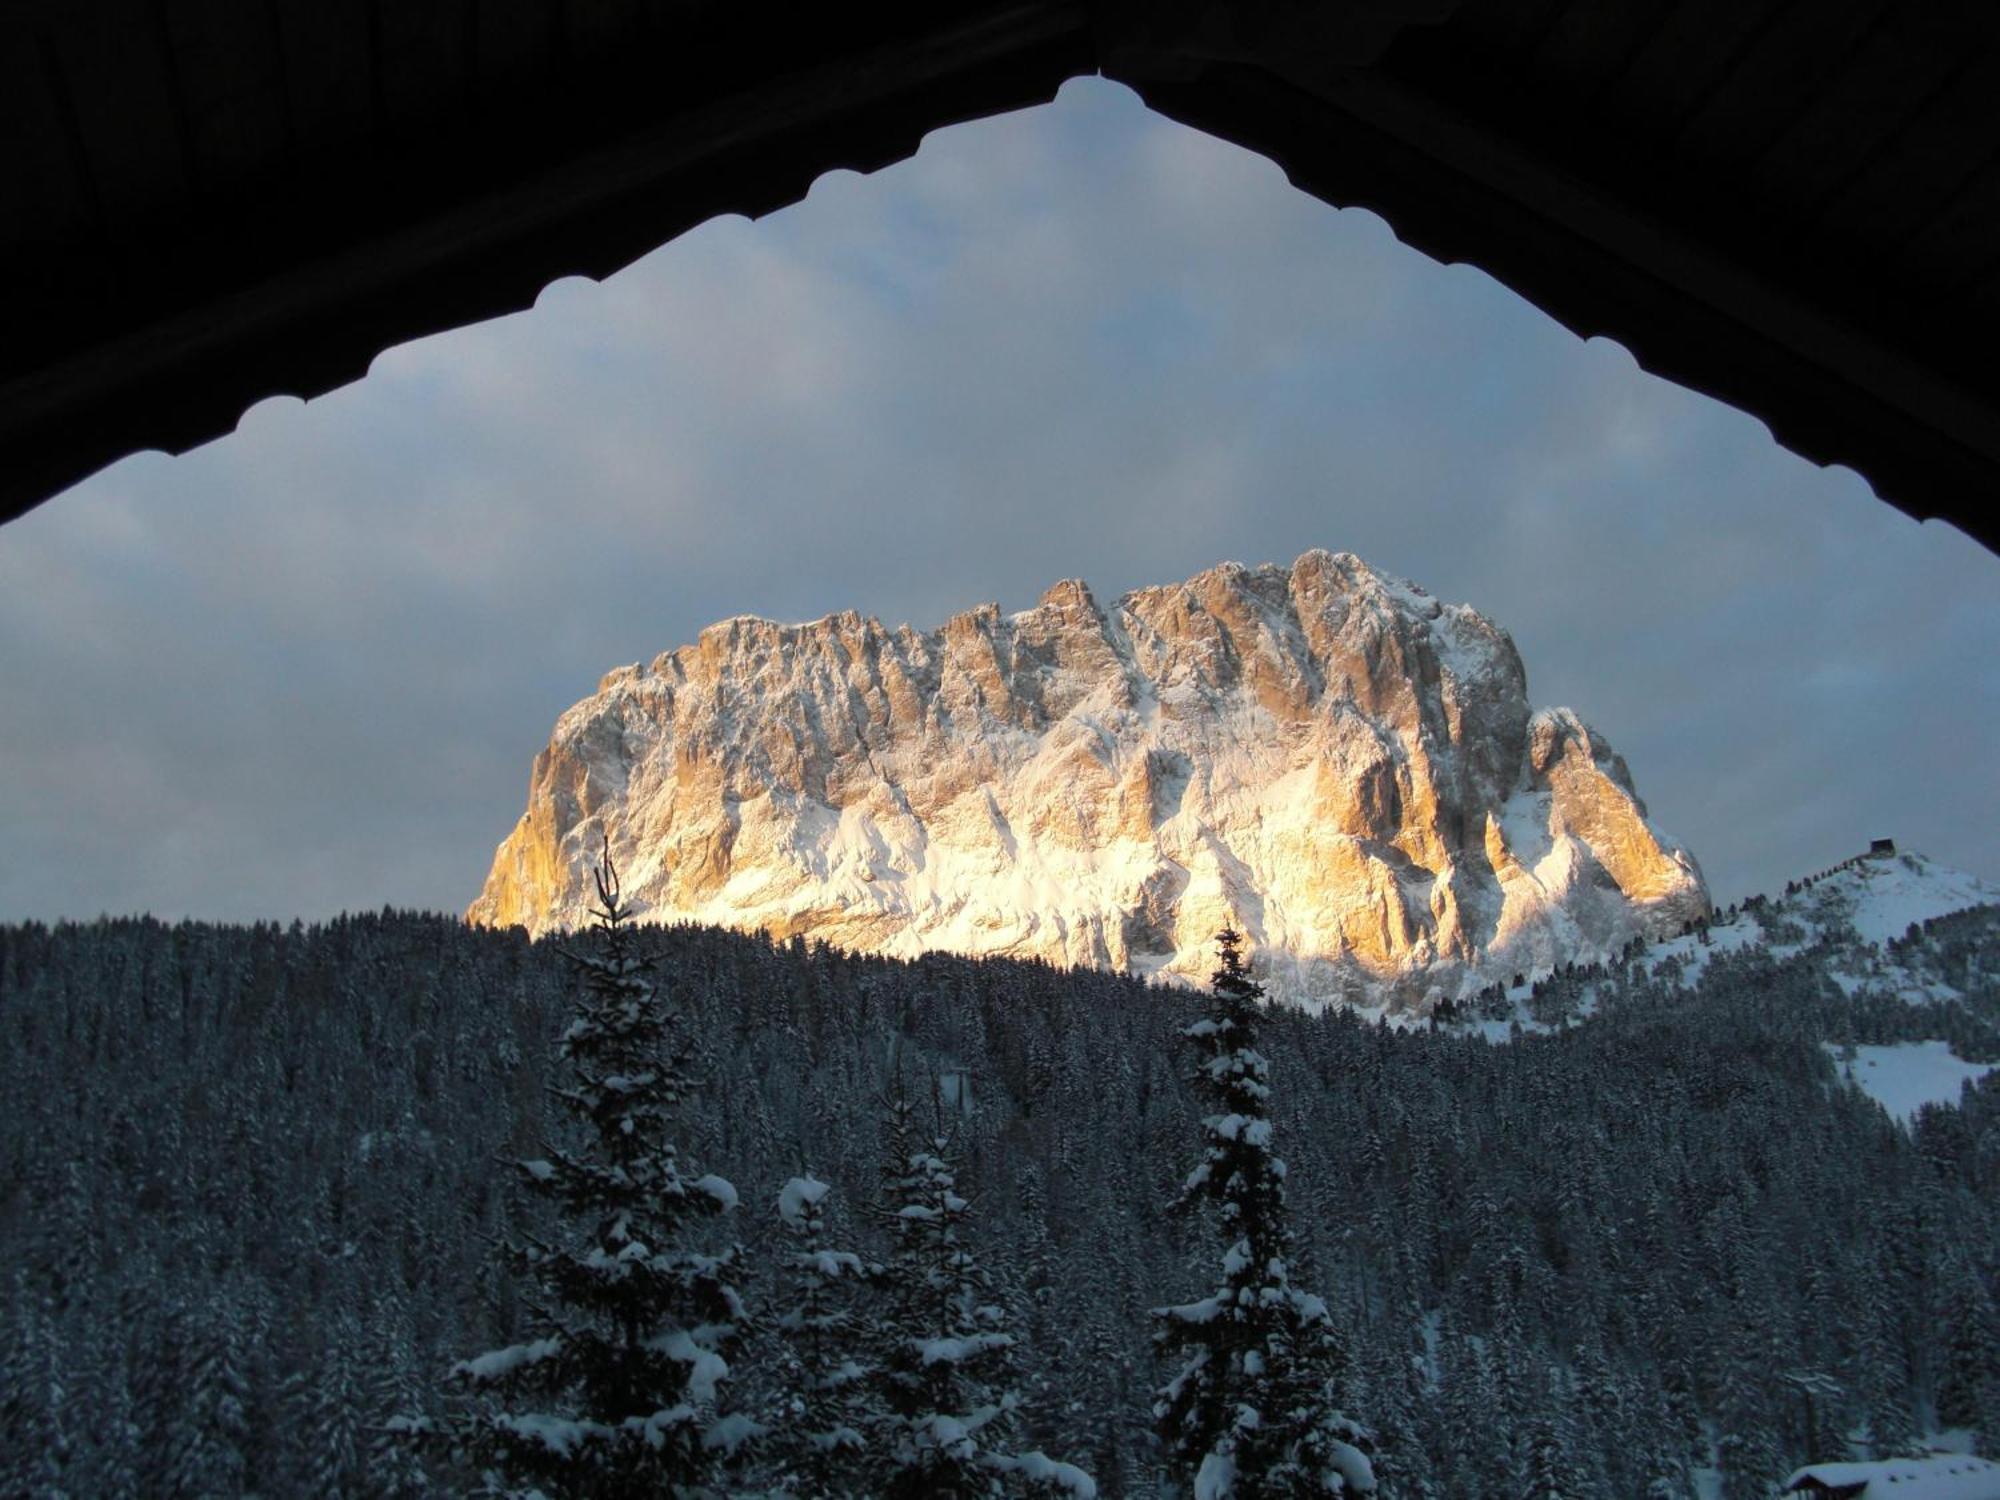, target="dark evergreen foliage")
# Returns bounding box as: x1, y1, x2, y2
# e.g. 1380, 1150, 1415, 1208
761, 1171, 873, 1494
450, 843, 749, 1496
1154, 929, 1375, 1497
0, 902, 1996, 1496
866, 1096, 1022, 1496
862, 1080, 1093, 1497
